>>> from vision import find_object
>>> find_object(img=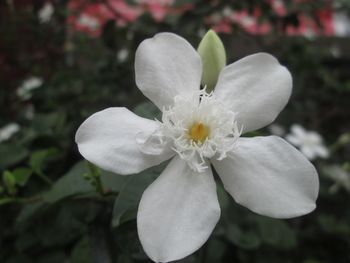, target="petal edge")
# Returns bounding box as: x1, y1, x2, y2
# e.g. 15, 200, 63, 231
135, 33, 202, 110
214, 53, 292, 133
137, 156, 220, 262
212, 136, 319, 219
75, 107, 173, 175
